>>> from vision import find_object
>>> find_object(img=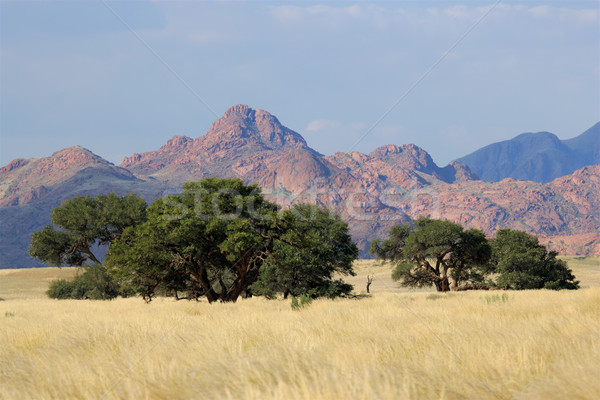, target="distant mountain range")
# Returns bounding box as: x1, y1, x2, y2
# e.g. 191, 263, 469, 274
456, 122, 600, 183
1, 105, 598, 268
